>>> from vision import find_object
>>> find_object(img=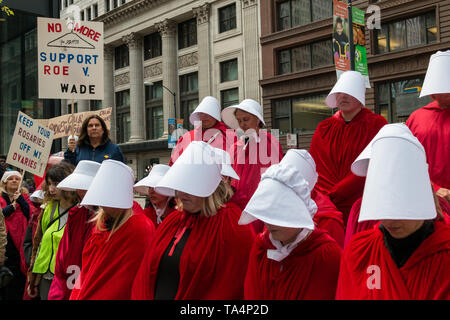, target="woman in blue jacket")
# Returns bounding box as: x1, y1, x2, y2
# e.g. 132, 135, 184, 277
64, 115, 125, 166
